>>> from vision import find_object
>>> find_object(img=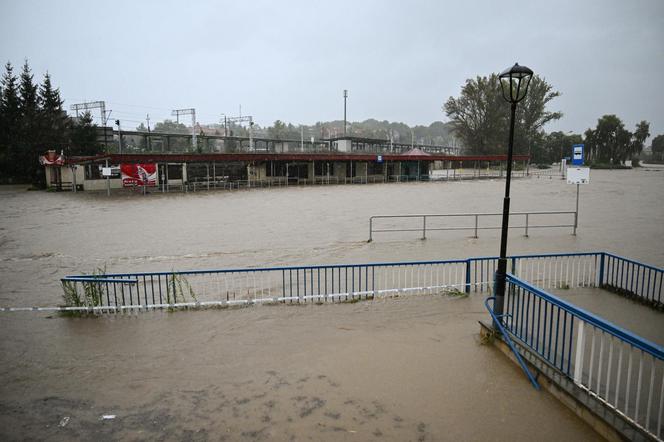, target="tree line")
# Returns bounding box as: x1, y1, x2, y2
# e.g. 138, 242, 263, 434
444, 74, 654, 165
0, 60, 100, 185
